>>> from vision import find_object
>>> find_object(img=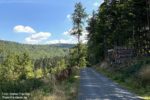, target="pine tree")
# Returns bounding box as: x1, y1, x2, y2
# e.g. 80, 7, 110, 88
71, 2, 87, 67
